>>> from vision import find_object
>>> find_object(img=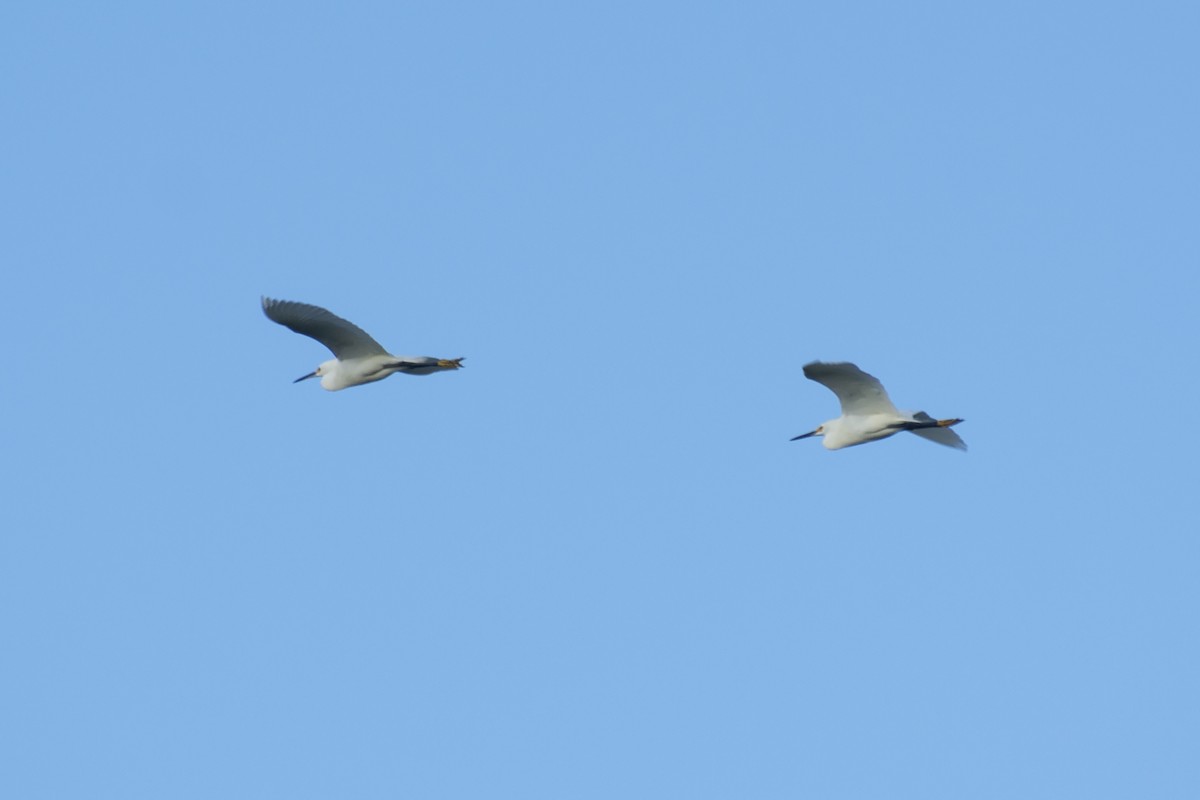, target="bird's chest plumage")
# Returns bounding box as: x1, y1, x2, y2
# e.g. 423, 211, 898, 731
823, 415, 901, 449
